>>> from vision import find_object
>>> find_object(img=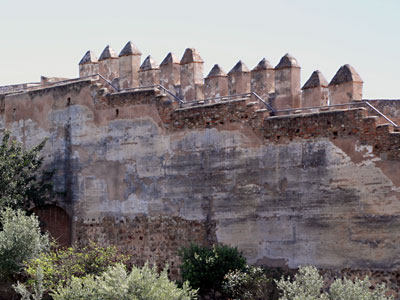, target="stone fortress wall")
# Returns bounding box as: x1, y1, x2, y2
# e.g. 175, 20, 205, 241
1, 42, 400, 290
